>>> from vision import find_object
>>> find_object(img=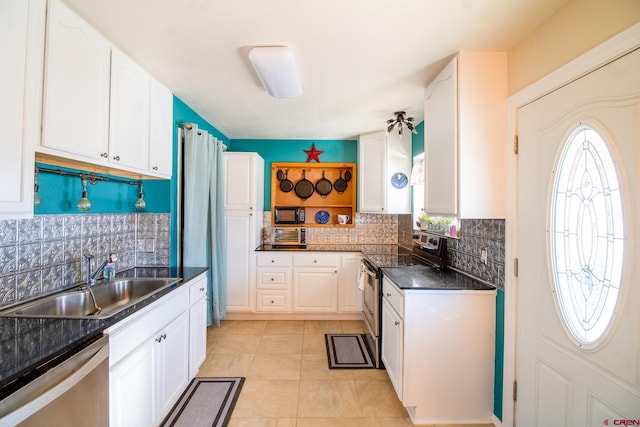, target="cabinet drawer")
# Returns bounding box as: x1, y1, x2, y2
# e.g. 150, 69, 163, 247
189, 280, 207, 304
256, 292, 290, 311
107, 286, 189, 365
257, 270, 288, 289
293, 254, 339, 267
382, 278, 404, 318
257, 254, 292, 267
